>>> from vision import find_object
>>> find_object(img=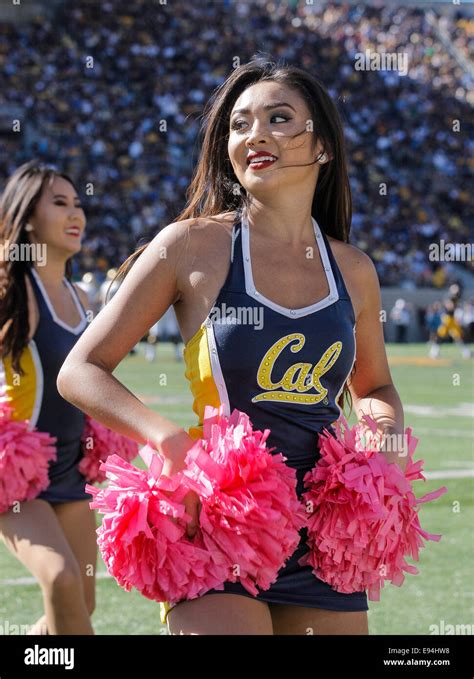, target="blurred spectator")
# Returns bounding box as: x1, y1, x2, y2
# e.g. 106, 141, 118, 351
98, 267, 137, 355
389, 298, 412, 343
76, 271, 101, 318
0, 1, 472, 289
145, 306, 183, 362
99, 268, 120, 307
461, 299, 474, 343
